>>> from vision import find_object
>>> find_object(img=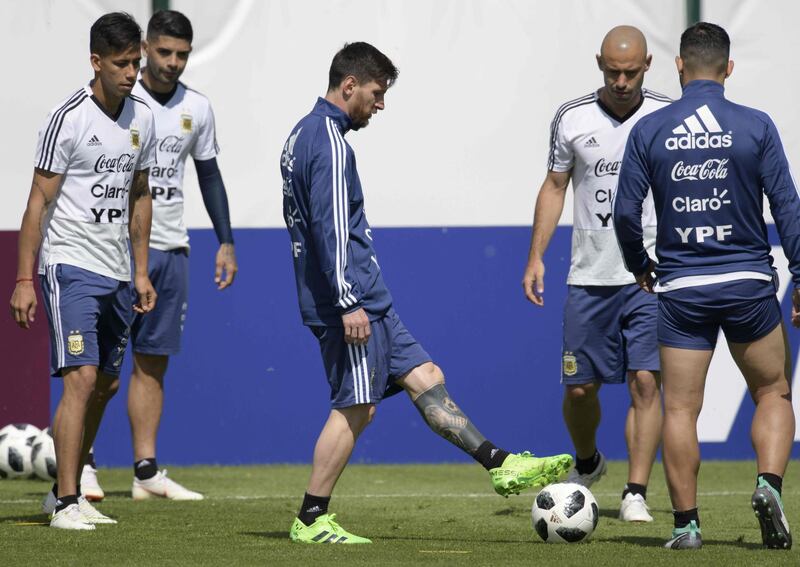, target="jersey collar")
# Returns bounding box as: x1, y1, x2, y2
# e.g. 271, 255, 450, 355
86, 84, 126, 122
595, 89, 645, 124
681, 79, 725, 98
313, 97, 352, 133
